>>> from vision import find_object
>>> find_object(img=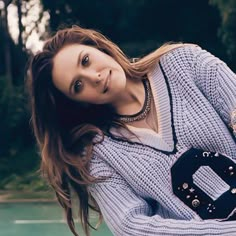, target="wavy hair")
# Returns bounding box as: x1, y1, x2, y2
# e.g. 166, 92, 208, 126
27, 25, 184, 236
